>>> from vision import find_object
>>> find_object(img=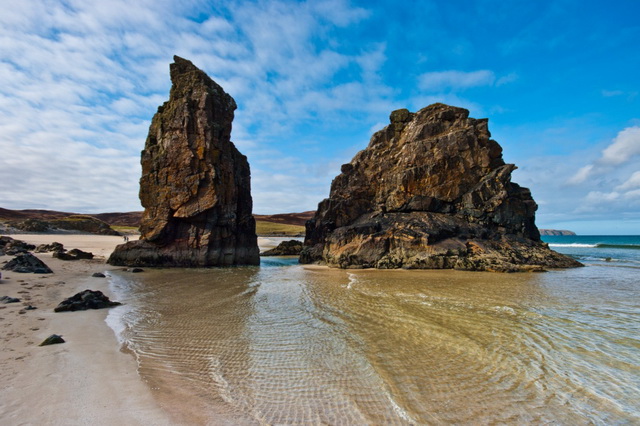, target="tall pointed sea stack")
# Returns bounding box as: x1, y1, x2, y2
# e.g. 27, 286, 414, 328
300, 104, 582, 272
109, 56, 259, 267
